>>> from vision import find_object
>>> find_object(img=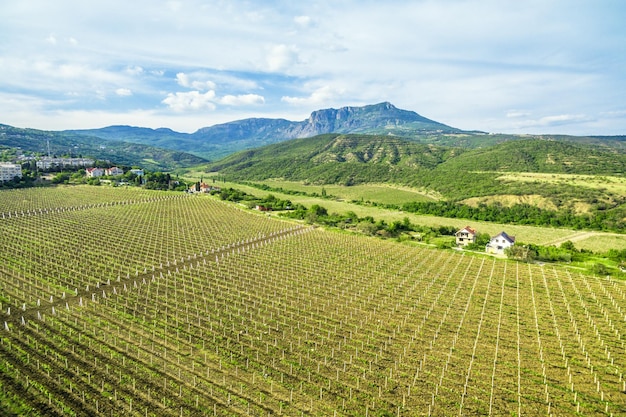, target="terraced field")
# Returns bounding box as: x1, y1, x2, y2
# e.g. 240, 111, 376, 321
1, 186, 625, 416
